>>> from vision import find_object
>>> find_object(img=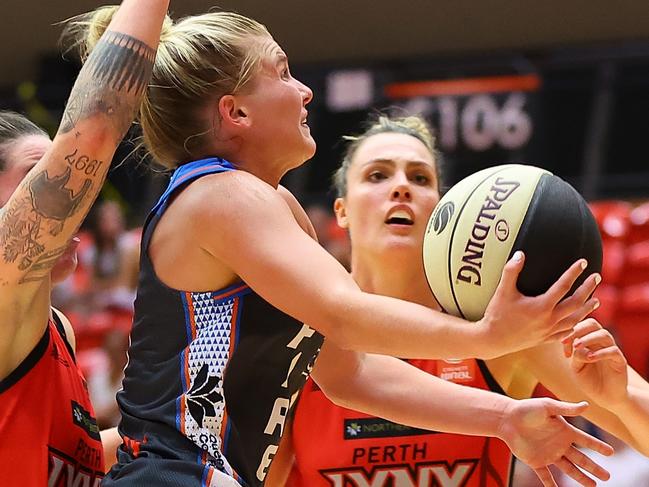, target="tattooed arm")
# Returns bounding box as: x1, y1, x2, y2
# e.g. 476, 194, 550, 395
0, 0, 168, 378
